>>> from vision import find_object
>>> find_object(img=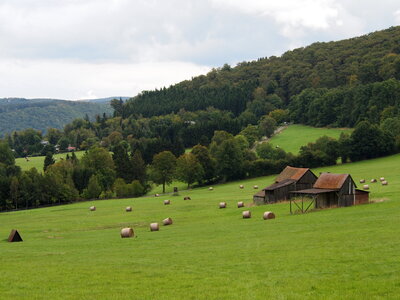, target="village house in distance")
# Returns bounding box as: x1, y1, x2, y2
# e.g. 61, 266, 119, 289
253, 166, 317, 205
